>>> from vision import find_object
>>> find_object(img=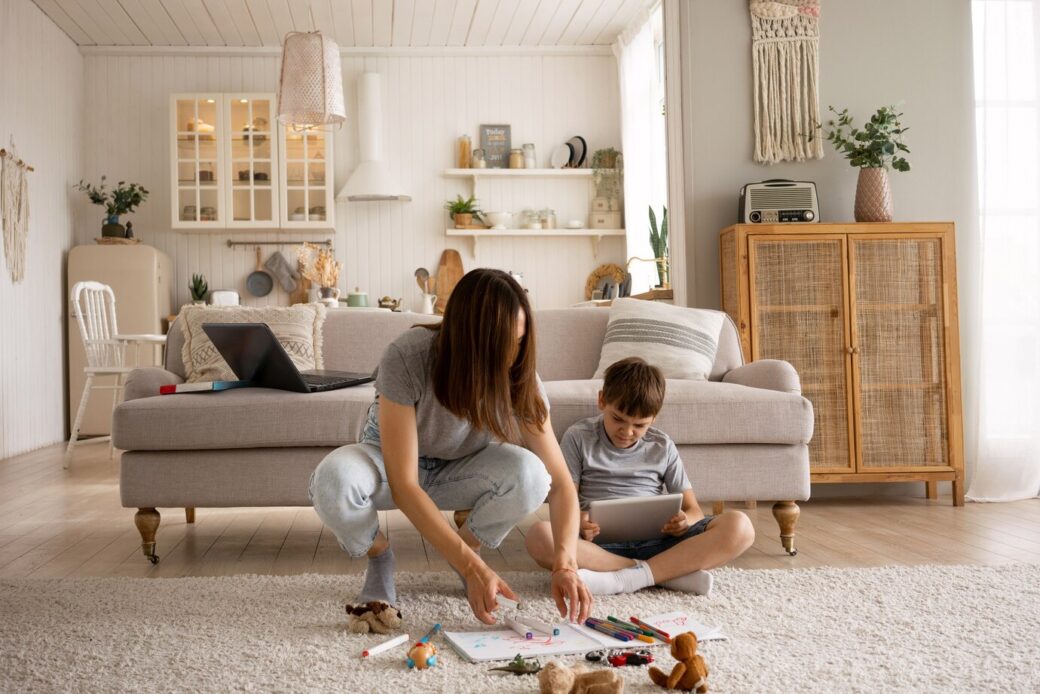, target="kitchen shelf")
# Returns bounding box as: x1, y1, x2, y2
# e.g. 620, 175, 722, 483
445, 227, 624, 257
443, 168, 599, 178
